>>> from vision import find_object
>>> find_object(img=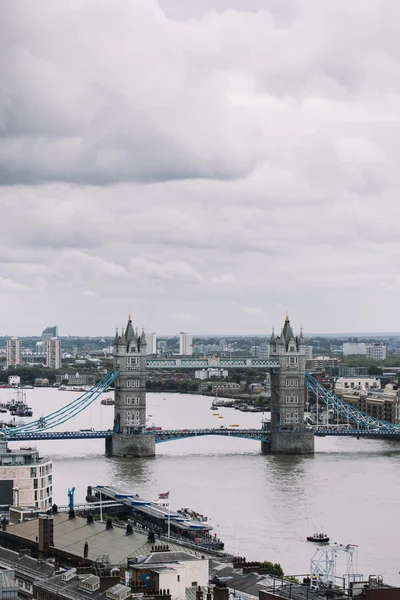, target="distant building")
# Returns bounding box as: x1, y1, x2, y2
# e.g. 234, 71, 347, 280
250, 345, 260, 357
366, 343, 387, 361
0, 438, 52, 510
306, 356, 340, 371
42, 326, 58, 341
36, 341, 45, 353
343, 383, 400, 424
259, 342, 269, 359
46, 338, 61, 369
339, 366, 369, 377
179, 332, 193, 356
150, 333, 157, 355
35, 378, 49, 386
157, 341, 168, 354
7, 376, 20, 388
335, 377, 381, 397
342, 342, 367, 356
6, 338, 22, 369
194, 368, 228, 380
305, 345, 313, 360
